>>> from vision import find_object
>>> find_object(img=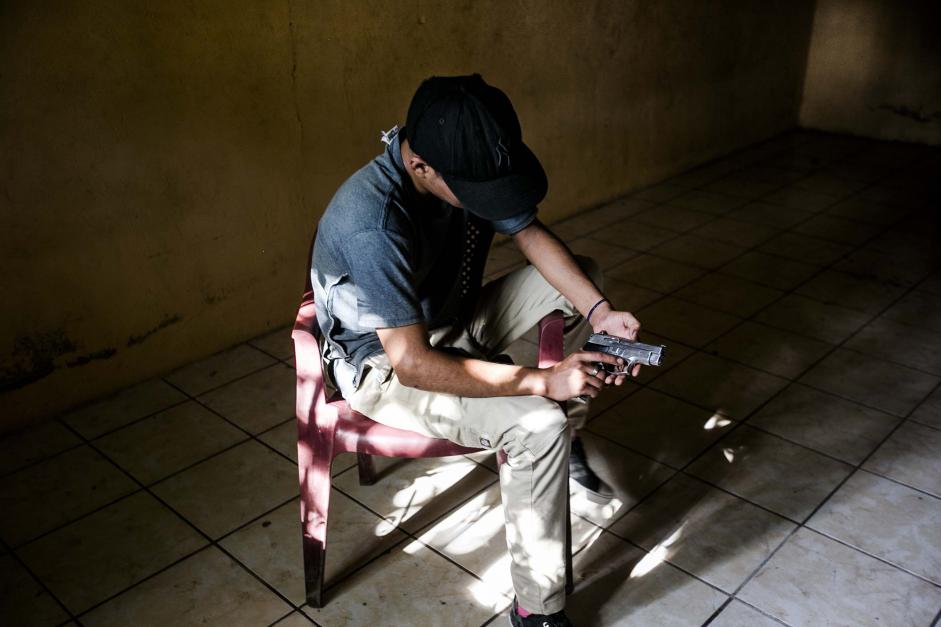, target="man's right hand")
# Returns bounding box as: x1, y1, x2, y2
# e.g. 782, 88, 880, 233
541, 351, 624, 401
